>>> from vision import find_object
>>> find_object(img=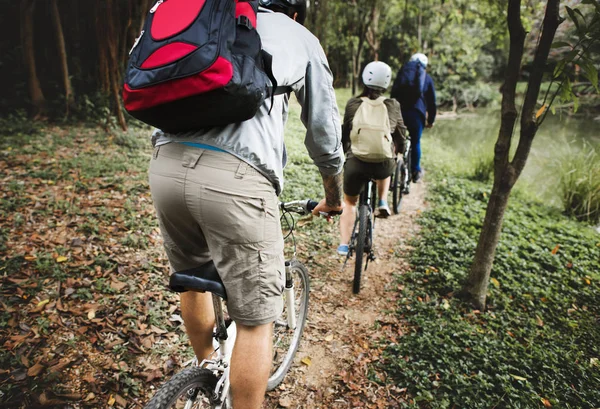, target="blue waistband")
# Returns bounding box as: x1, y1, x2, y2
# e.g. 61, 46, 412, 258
178, 142, 226, 153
